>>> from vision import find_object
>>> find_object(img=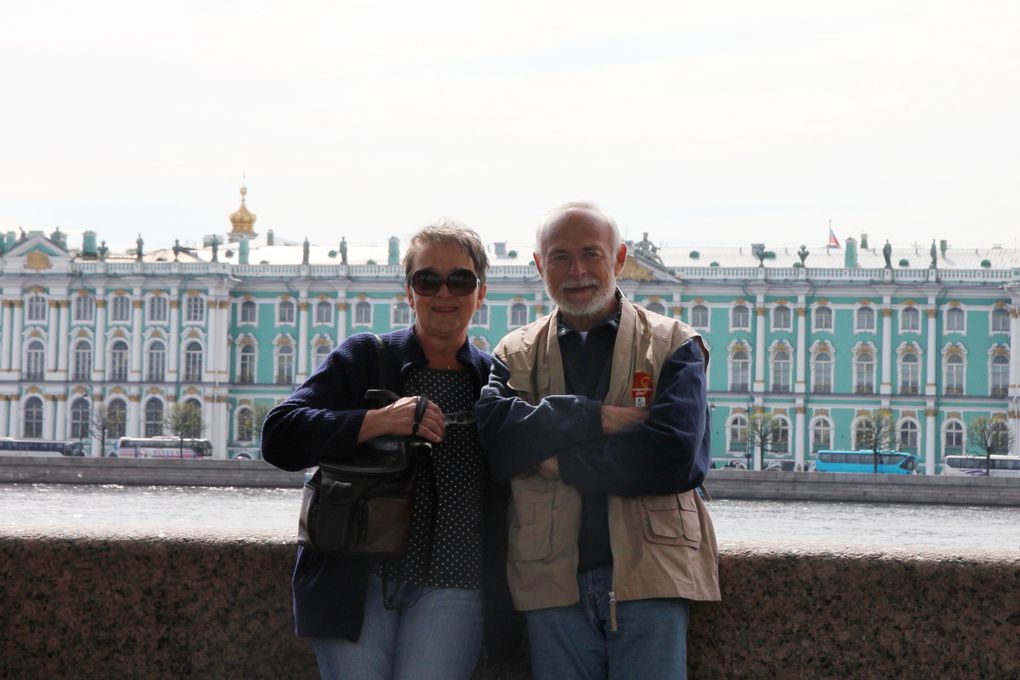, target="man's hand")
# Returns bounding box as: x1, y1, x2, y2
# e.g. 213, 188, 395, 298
537, 456, 560, 480
601, 405, 649, 434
